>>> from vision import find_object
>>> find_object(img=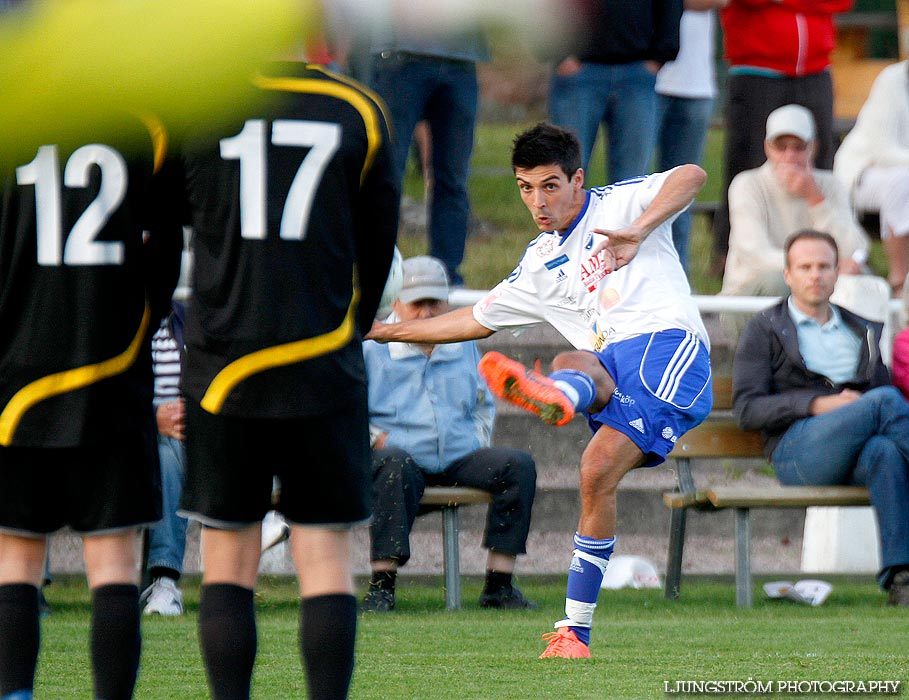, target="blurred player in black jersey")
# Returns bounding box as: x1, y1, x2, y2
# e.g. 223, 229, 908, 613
0, 118, 183, 700
178, 60, 398, 700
